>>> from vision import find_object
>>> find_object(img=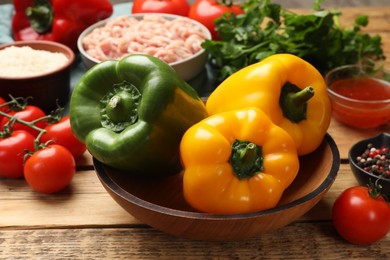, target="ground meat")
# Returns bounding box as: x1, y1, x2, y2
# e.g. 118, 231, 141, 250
82, 15, 208, 64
